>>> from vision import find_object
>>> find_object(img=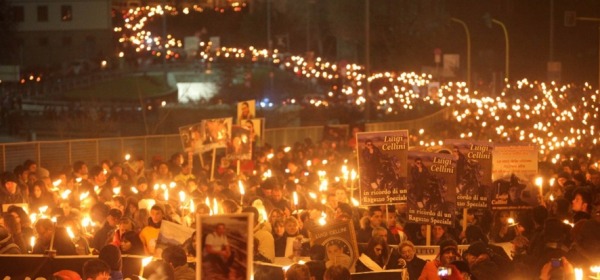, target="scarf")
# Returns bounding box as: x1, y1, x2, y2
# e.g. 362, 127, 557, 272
358, 253, 384, 271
